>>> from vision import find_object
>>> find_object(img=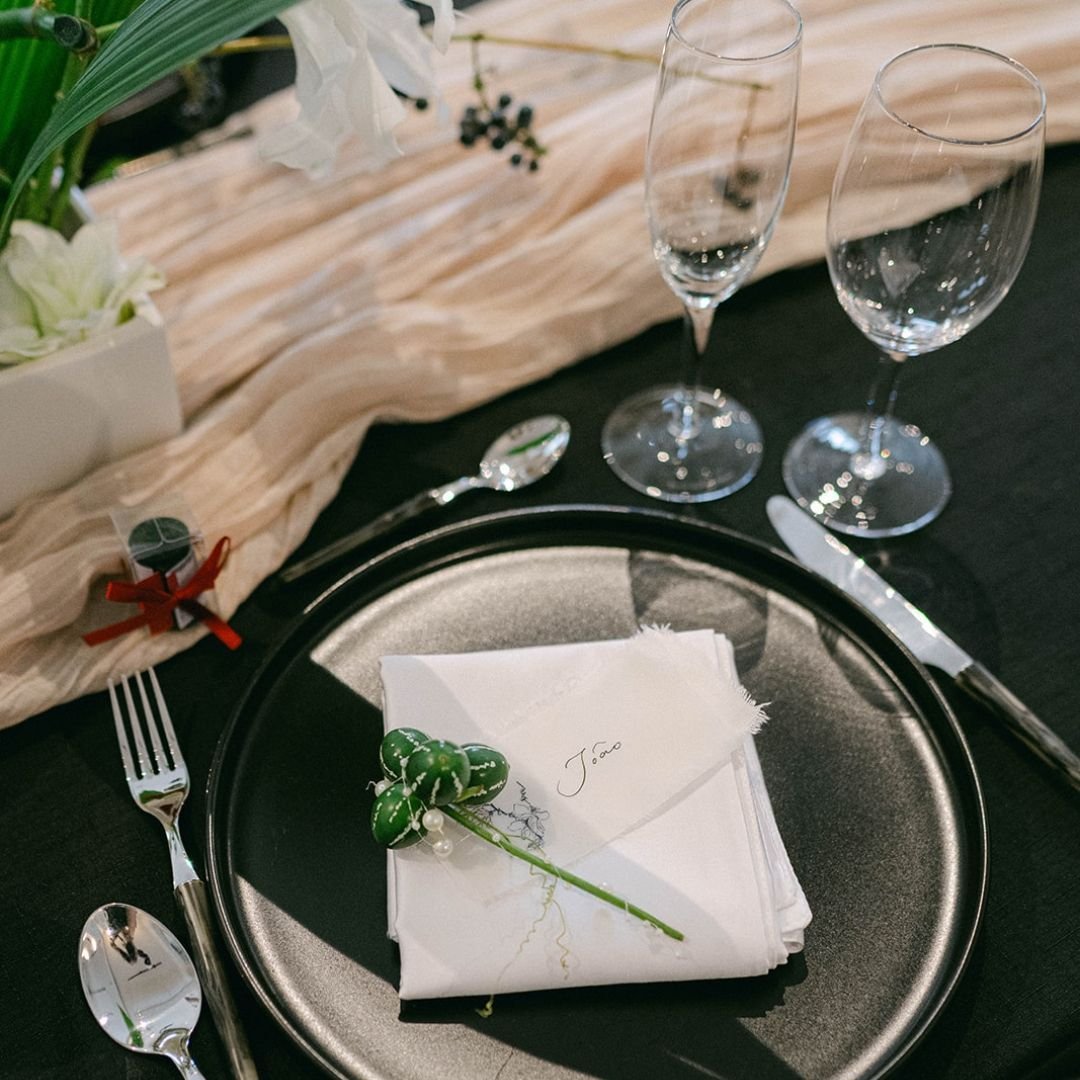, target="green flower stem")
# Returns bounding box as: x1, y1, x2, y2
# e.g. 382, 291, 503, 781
444, 805, 685, 941
37, 41, 92, 229
22, 151, 55, 225
0, 7, 40, 40
48, 119, 96, 231
94, 20, 120, 45
0, 8, 95, 50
